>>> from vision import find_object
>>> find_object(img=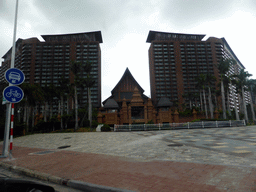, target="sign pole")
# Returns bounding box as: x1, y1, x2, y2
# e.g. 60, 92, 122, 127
10, 103, 15, 155
10, 0, 19, 69
1, 0, 19, 158
1, 104, 11, 157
